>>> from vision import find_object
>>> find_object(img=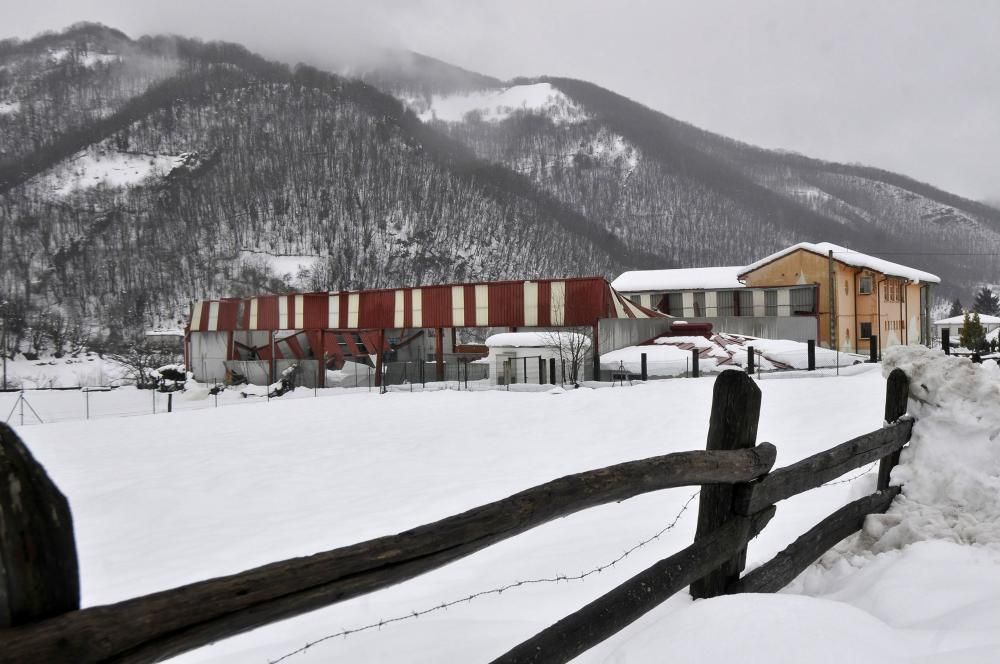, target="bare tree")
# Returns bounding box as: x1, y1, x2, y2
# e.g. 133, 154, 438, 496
540, 328, 592, 384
